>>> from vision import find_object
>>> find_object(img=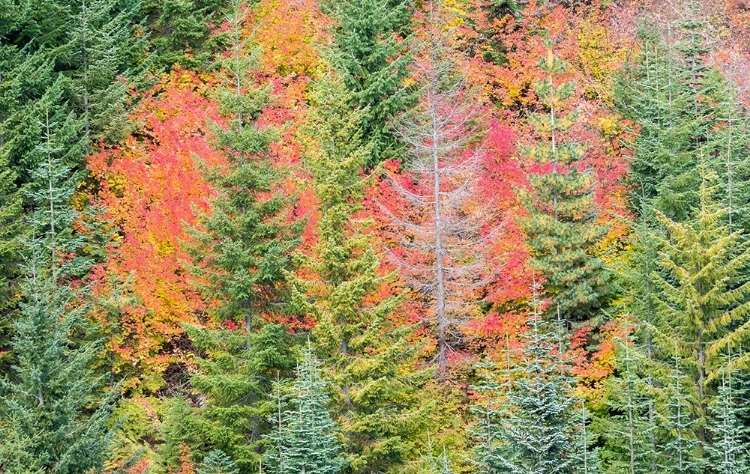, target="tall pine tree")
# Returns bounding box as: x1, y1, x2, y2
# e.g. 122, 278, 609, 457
265, 344, 344, 474
291, 72, 430, 473
520, 44, 612, 325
